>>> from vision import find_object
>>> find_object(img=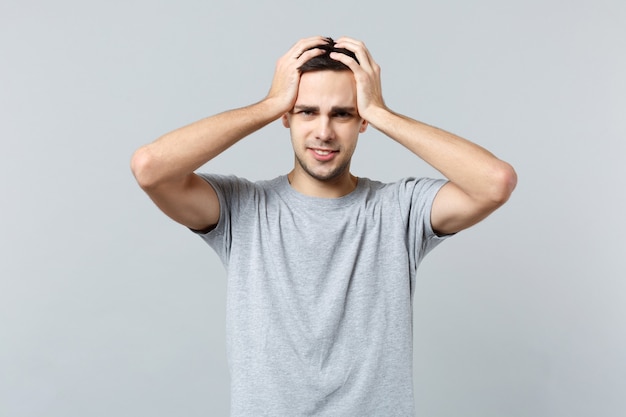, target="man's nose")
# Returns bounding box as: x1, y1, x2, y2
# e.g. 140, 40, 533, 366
315, 116, 334, 141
